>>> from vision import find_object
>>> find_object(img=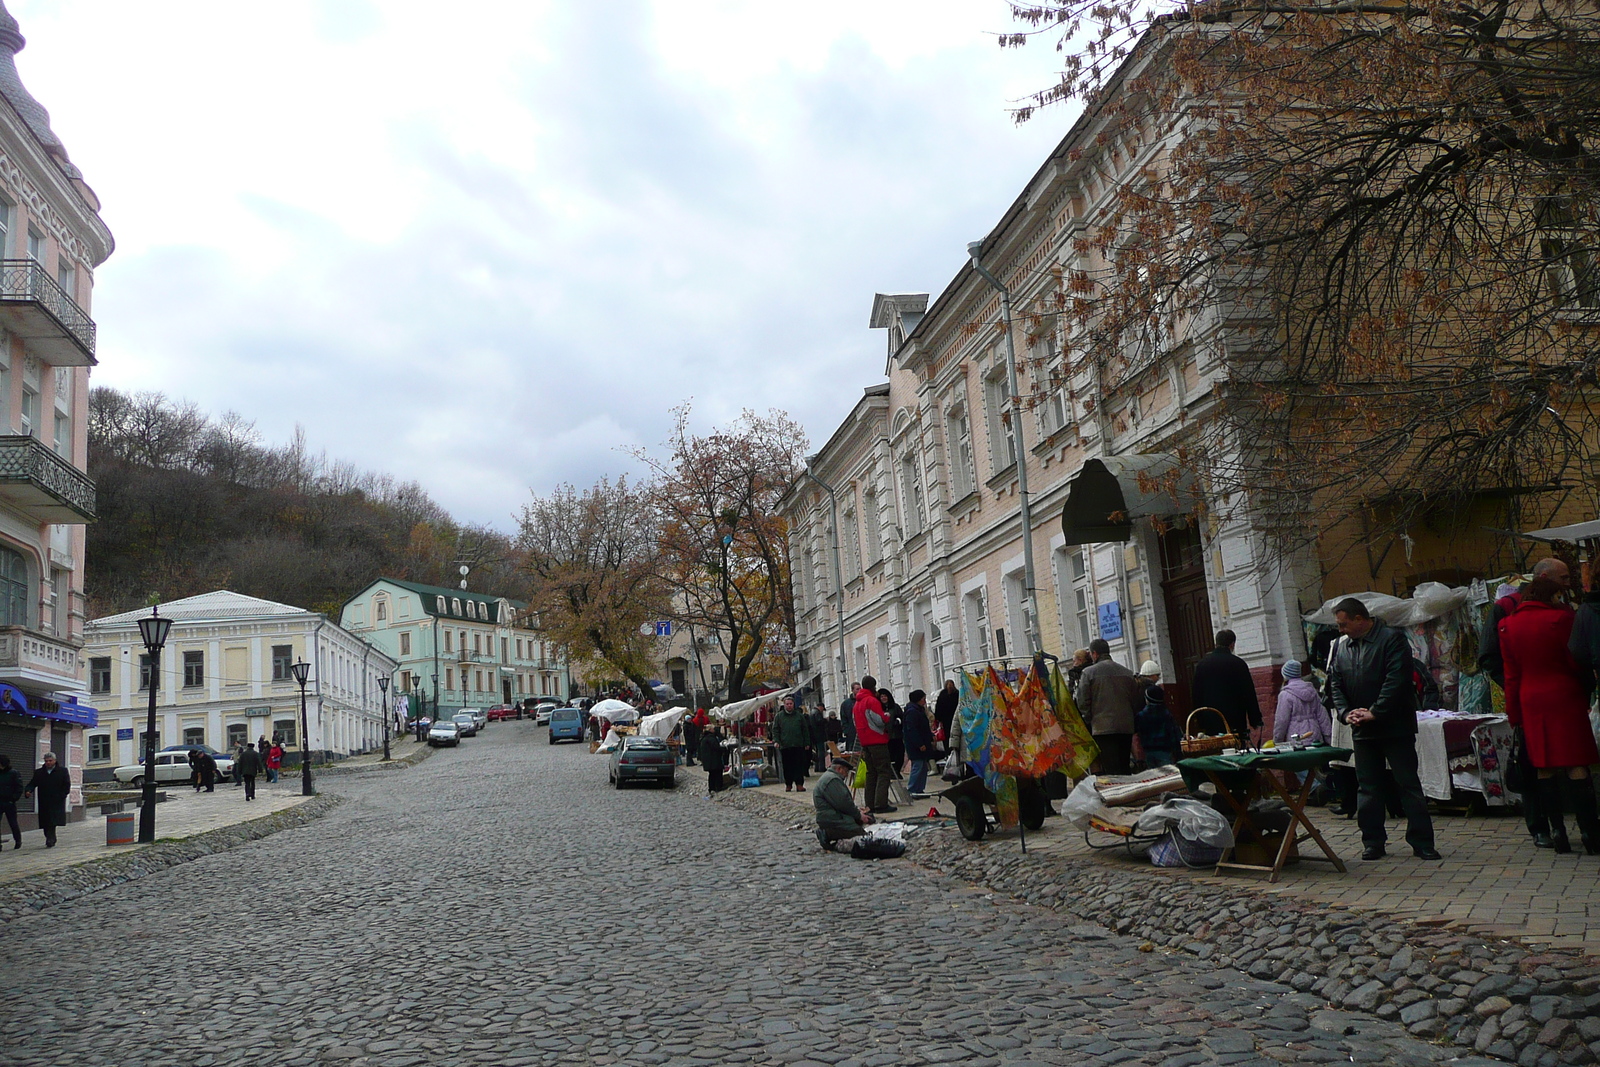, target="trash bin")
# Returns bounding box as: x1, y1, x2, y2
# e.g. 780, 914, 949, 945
106, 810, 136, 846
